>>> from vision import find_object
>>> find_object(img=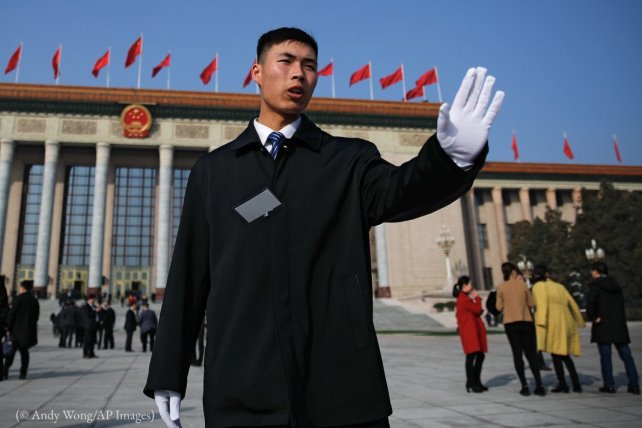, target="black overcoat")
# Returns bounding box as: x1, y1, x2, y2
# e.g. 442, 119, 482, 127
7, 292, 40, 348
586, 275, 630, 344
144, 116, 487, 427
